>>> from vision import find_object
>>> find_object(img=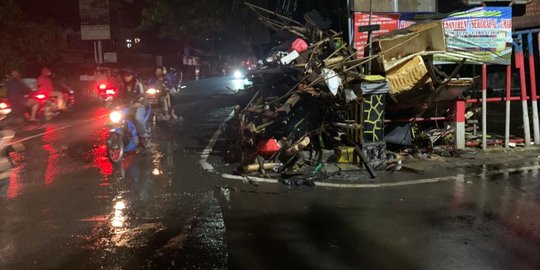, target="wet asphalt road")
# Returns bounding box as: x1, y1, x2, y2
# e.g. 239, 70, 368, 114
2, 76, 540, 270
